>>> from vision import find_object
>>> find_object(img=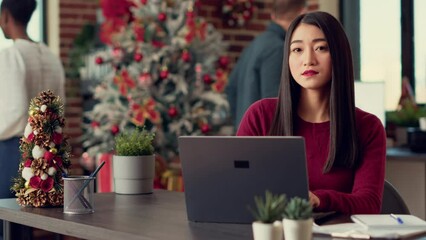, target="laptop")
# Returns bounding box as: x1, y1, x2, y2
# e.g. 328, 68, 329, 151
178, 136, 309, 224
